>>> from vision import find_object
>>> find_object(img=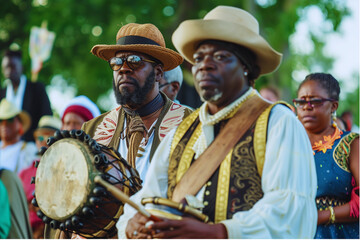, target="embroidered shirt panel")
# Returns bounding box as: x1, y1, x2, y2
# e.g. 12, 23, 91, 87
333, 132, 359, 172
